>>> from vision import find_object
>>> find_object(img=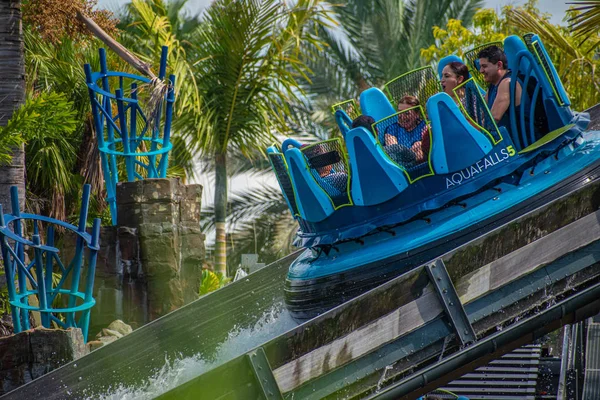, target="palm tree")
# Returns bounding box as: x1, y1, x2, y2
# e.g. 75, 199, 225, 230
183, 0, 334, 275
0, 0, 26, 213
